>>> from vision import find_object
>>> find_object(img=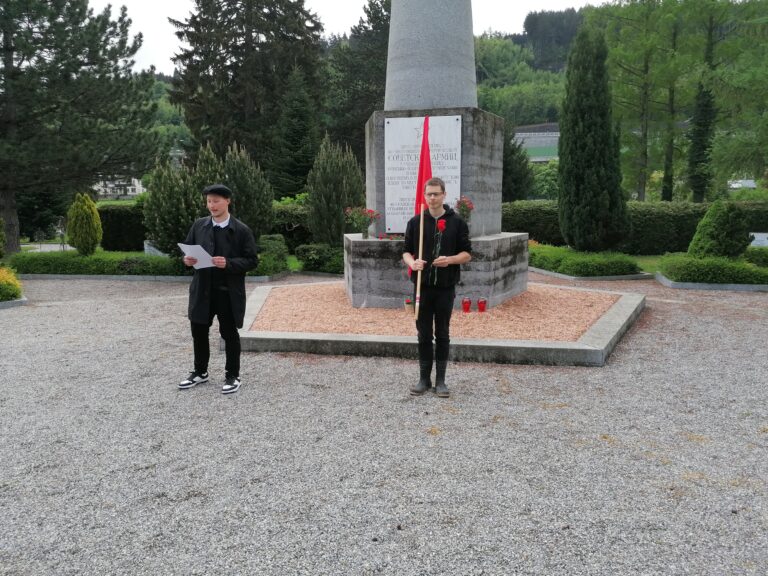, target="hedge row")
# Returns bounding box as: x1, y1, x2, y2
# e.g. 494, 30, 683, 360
8, 251, 185, 275
98, 203, 146, 252
659, 253, 768, 284
503, 200, 768, 255
0, 267, 22, 301
295, 243, 344, 274
529, 244, 640, 276
745, 246, 768, 268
